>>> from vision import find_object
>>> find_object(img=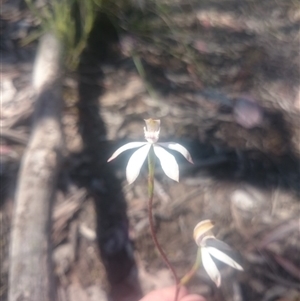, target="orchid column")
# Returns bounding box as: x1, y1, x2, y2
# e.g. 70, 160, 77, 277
108, 119, 193, 301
